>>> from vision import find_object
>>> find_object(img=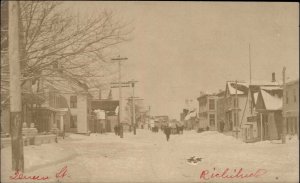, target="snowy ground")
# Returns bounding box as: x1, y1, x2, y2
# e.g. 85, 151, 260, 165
1, 130, 299, 183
